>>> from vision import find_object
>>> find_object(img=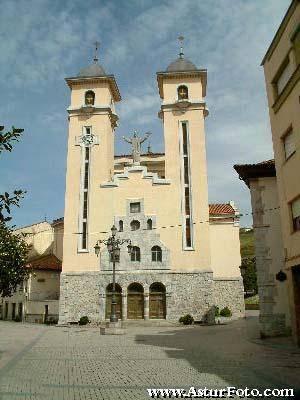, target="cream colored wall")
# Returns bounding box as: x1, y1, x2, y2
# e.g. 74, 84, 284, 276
62, 74, 219, 274
14, 221, 54, 259
52, 223, 64, 260
26, 300, 59, 316
70, 81, 113, 108
209, 223, 241, 277
162, 77, 203, 102
263, 2, 300, 269
29, 270, 60, 301
63, 98, 115, 271
263, 1, 299, 339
